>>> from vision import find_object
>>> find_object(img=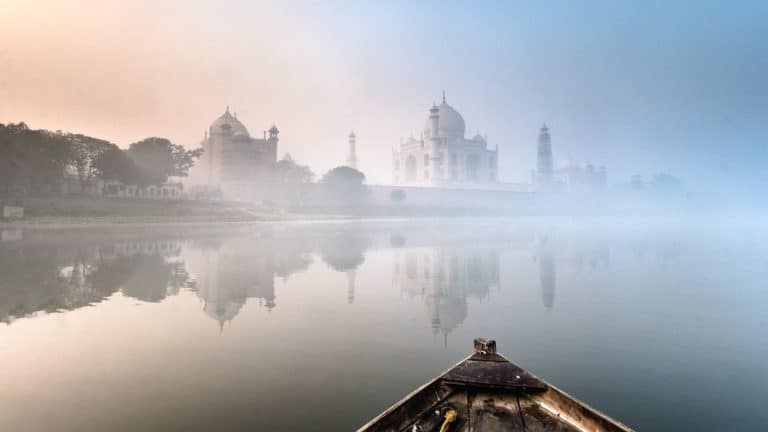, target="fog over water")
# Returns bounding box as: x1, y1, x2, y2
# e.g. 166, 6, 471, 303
2, 2, 767, 430
1, 218, 766, 431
